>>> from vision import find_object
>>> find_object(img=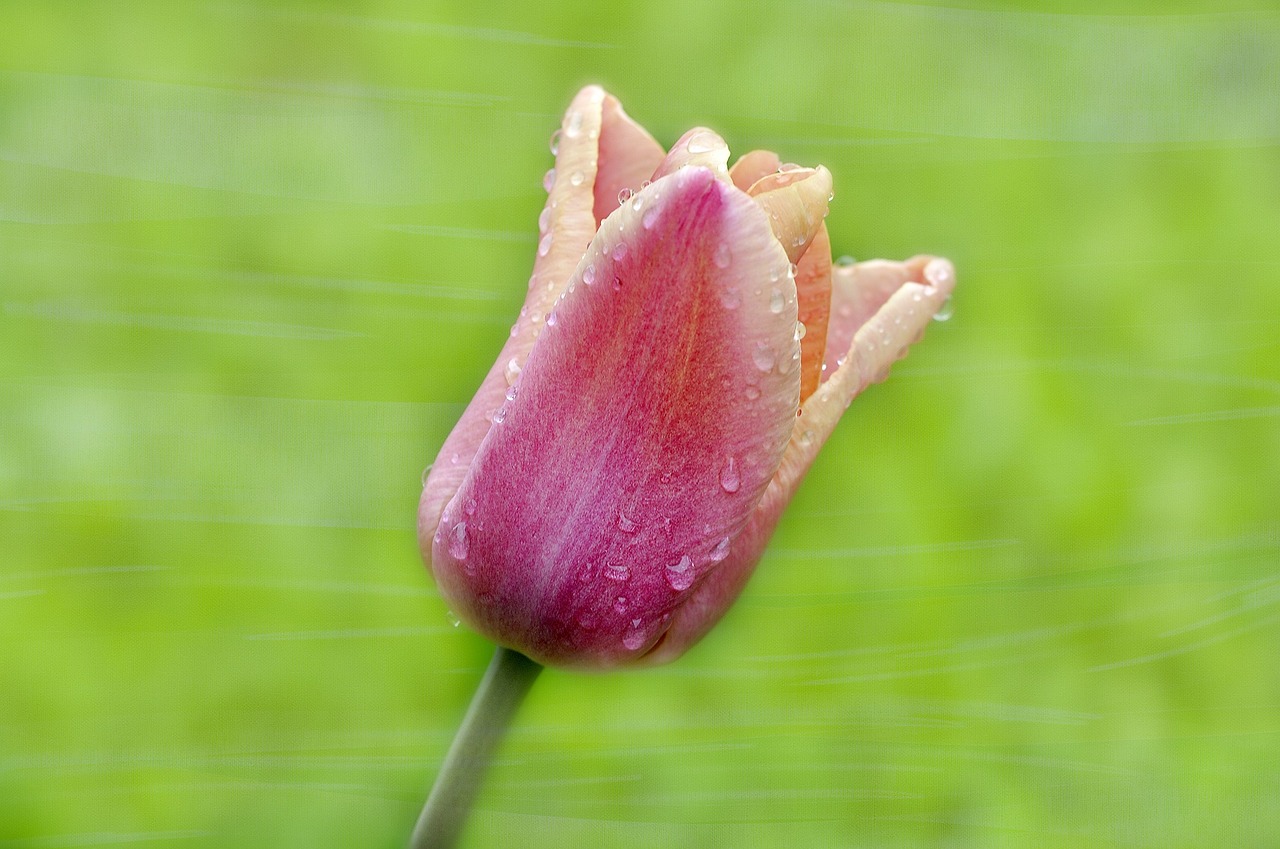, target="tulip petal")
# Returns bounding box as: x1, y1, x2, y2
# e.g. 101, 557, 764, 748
420, 86, 631, 547
729, 149, 781, 191
649, 128, 731, 183
592, 94, 665, 226
794, 224, 832, 401
646, 255, 954, 664
432, 168, 800, 667
749, 166, 833, 264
